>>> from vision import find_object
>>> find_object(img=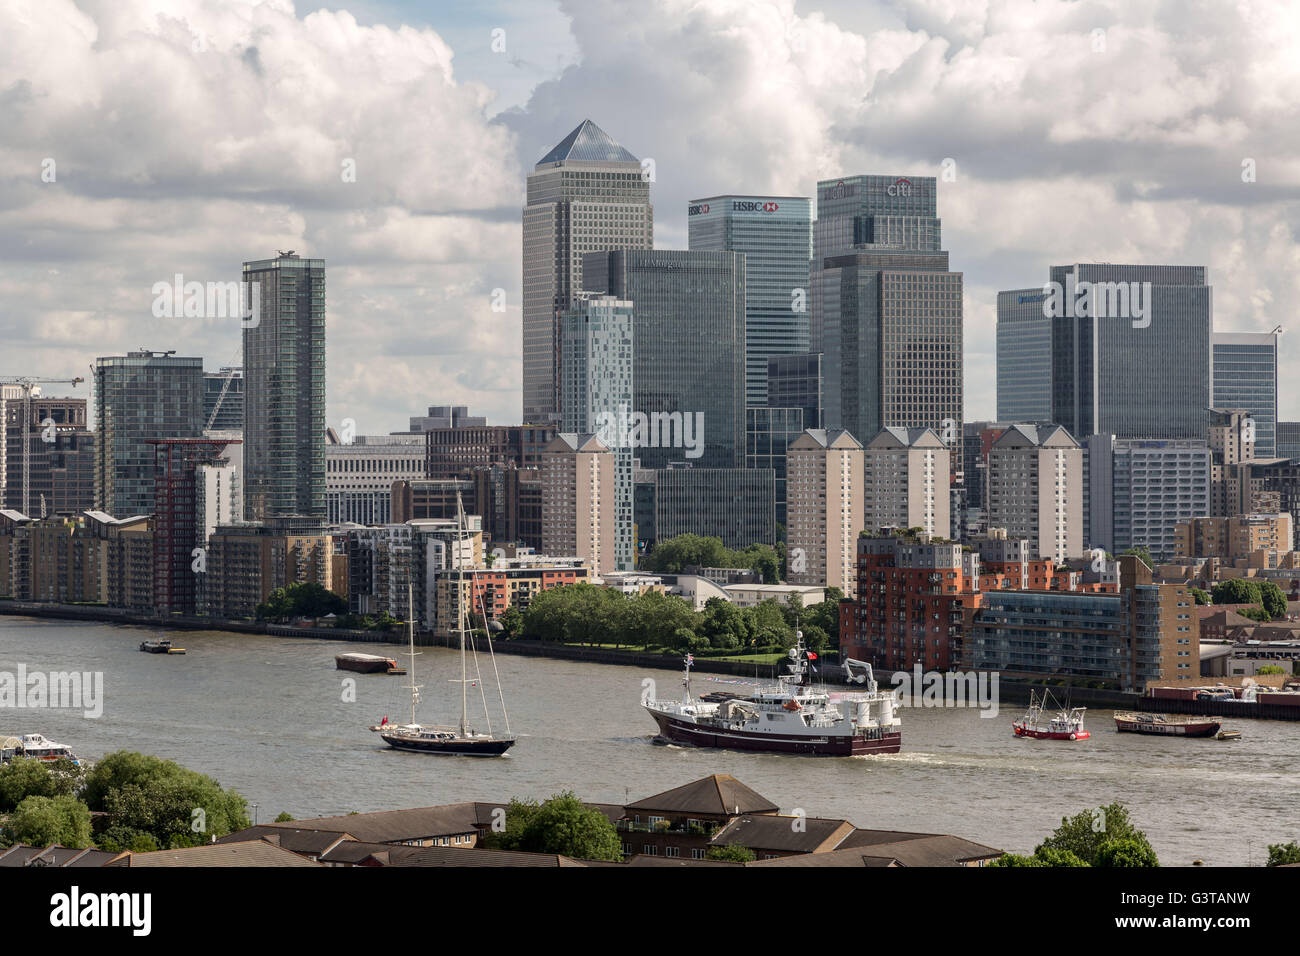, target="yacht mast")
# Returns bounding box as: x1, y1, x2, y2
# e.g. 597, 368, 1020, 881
457, 492, 469, 737
406, 580, 421, 727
